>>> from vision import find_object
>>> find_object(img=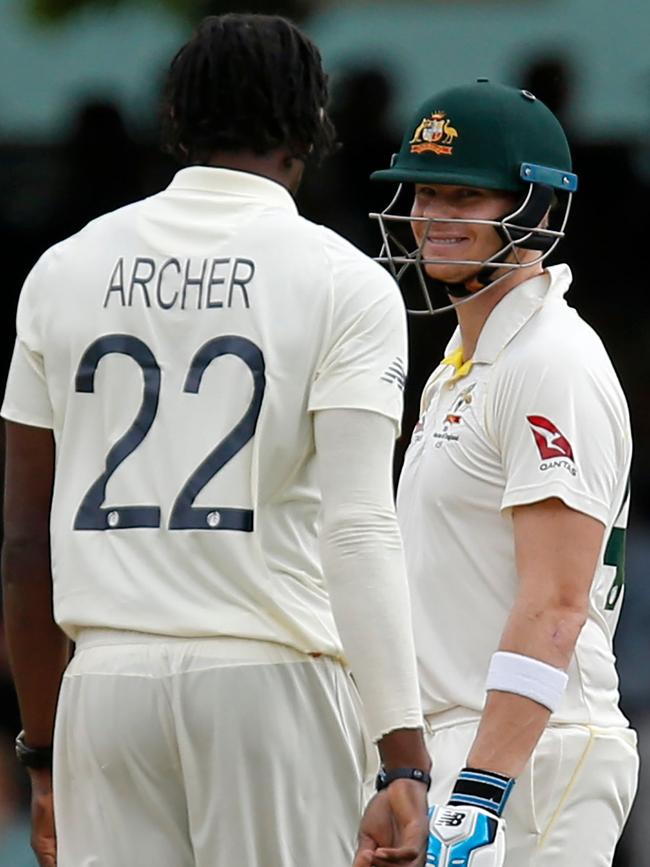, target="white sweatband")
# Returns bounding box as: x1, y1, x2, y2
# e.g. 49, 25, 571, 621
485, 651, 569, 713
